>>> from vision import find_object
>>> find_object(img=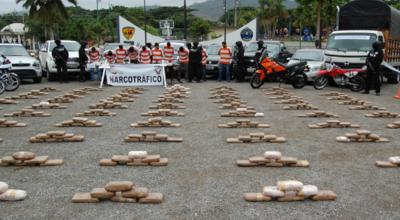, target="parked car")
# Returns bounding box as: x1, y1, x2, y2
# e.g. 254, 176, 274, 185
39, 40, 80, 81
243, 41, 292, 76
204, 44, 221, 77
0, 43, 42, 83
101, 43, 130, 56
287, 49, 326, 81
